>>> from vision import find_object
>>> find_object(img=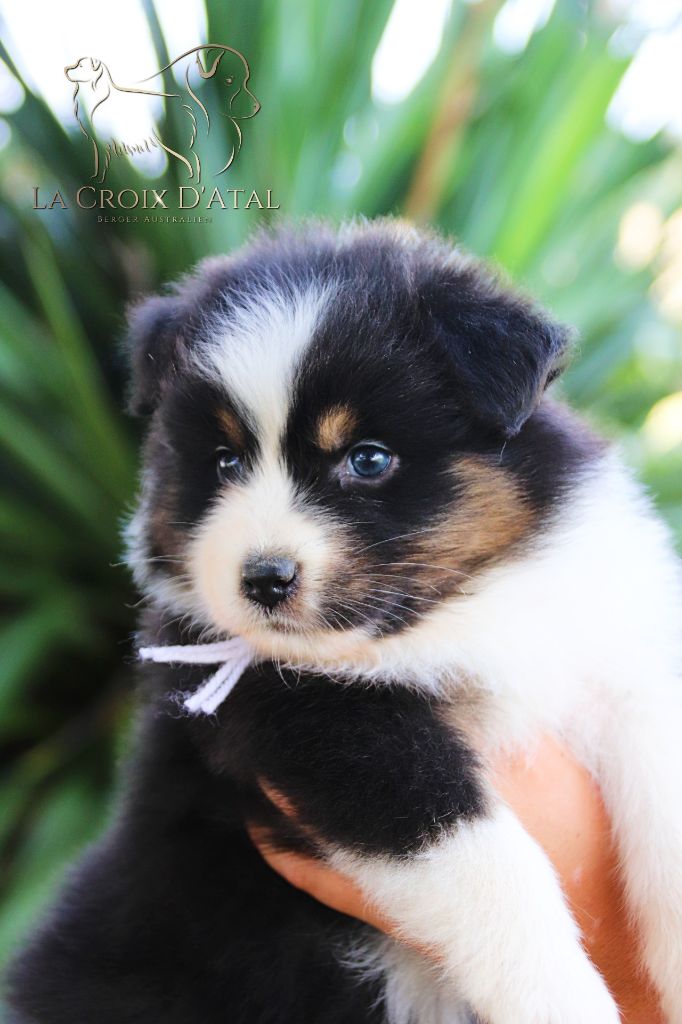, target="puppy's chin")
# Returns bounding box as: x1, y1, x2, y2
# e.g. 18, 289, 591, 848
212, 603, 378, 667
